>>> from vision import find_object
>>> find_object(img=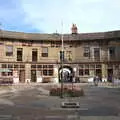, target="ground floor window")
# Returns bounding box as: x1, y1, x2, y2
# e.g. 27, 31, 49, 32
31, 64, 54, 76
79, 64, 102, 76
1, 63, 25, 77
